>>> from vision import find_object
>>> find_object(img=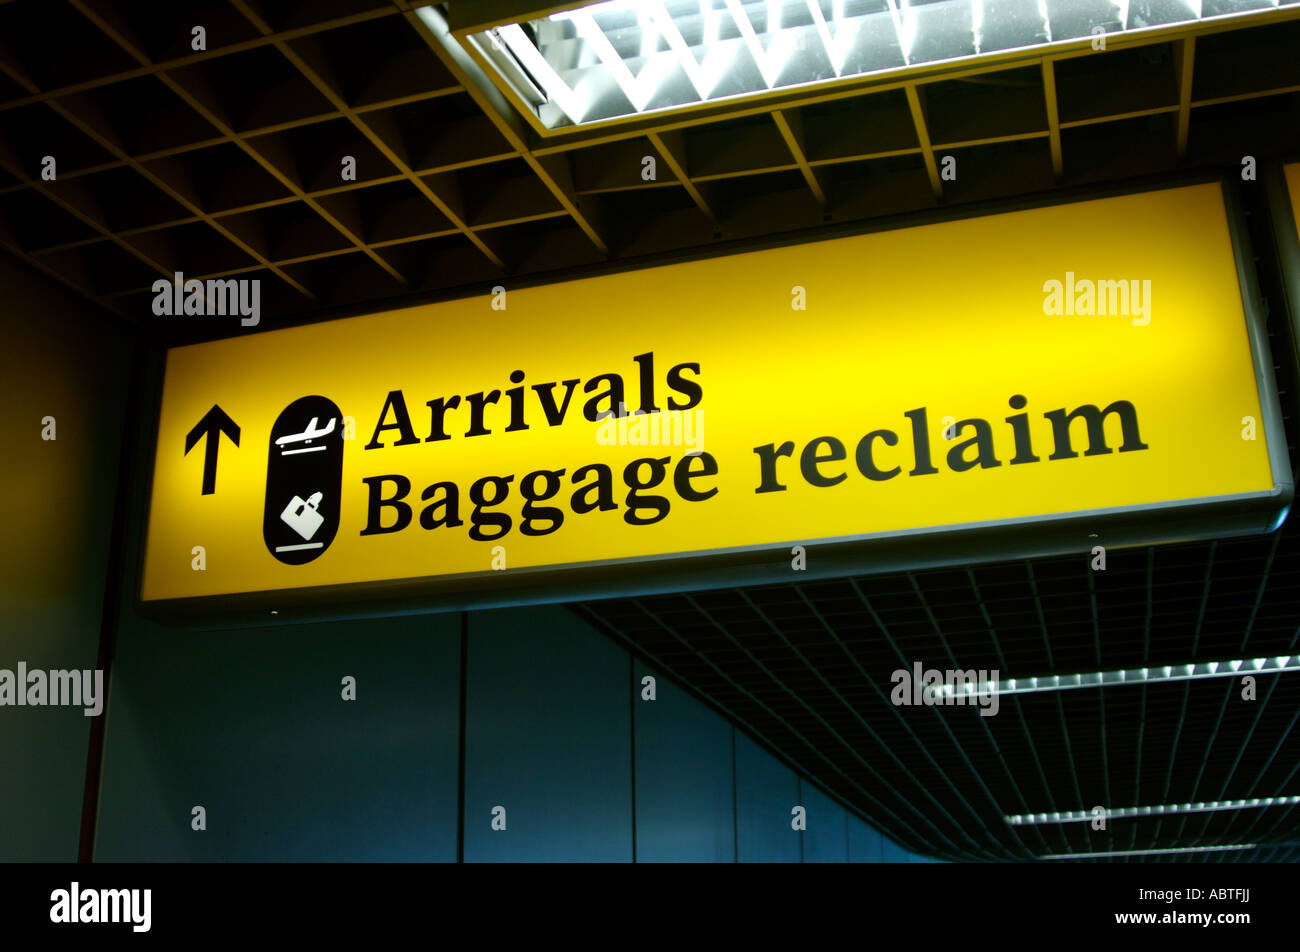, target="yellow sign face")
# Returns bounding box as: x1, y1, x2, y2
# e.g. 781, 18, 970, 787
142, 182, 1287, 602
